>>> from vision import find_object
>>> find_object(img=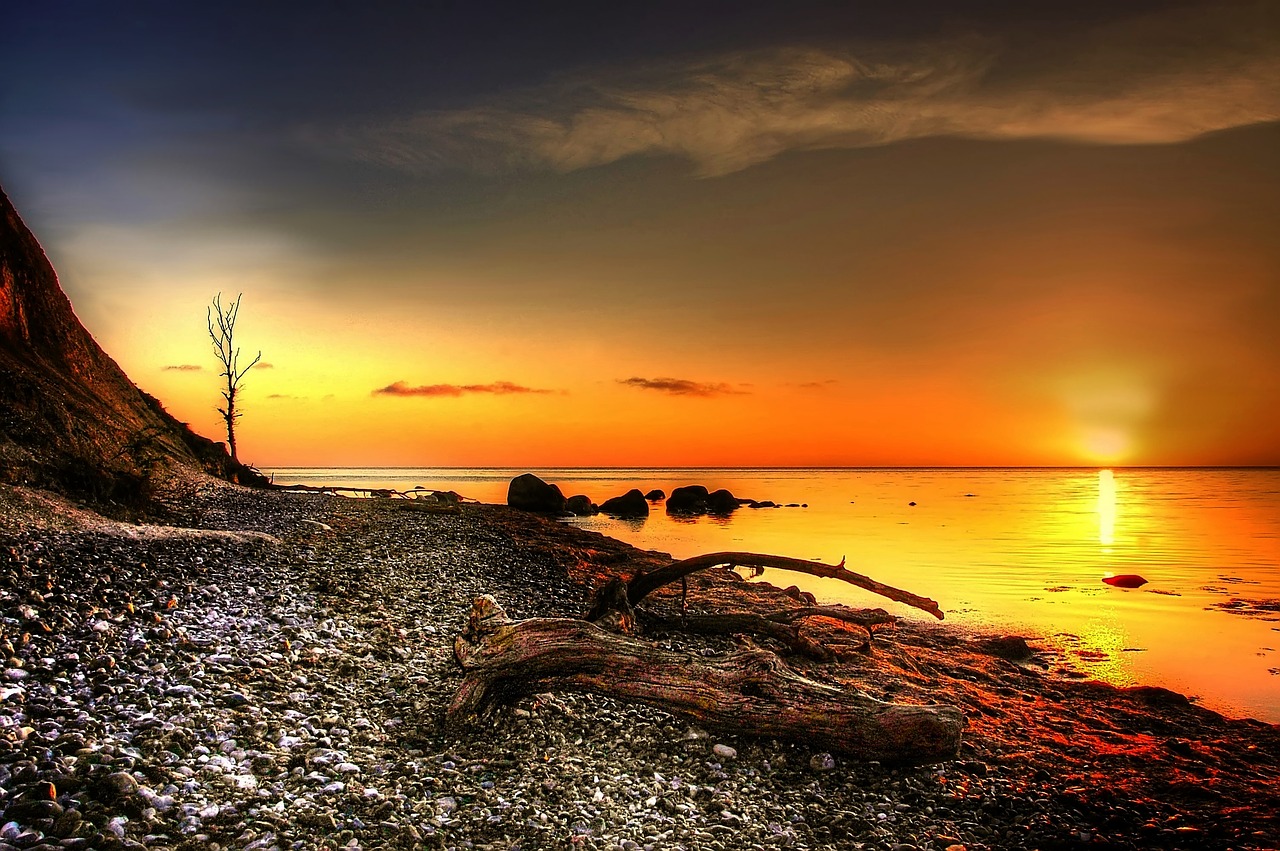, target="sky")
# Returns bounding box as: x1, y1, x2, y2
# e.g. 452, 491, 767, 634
2, 0, 1278, 467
